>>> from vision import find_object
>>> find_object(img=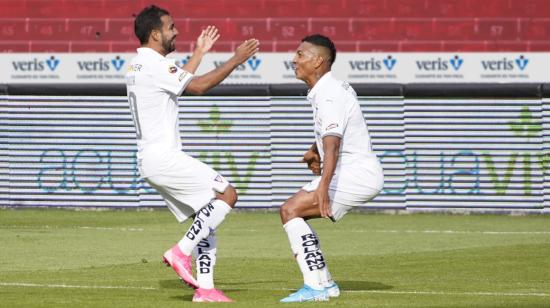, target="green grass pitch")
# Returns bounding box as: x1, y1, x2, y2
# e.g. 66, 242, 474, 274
1, 208, 549, 307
